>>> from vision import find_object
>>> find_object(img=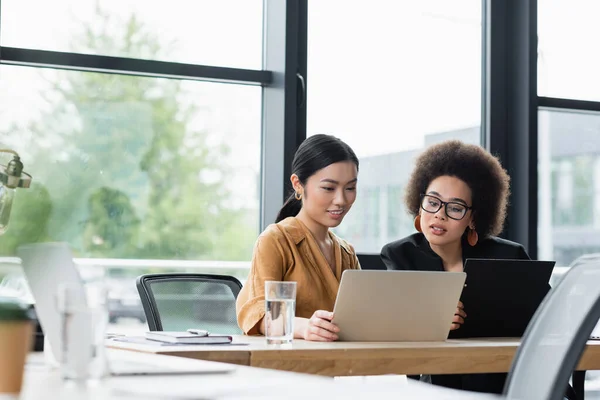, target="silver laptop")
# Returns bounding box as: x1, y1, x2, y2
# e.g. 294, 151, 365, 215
17, 242, 233, 376
332, 270, 466, 341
